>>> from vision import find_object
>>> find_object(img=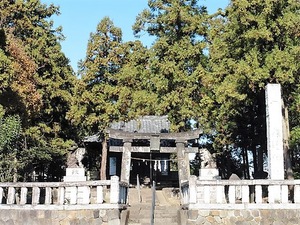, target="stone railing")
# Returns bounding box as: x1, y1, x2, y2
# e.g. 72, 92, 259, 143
181, 175, 300, 209
0, 176, 128, 210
